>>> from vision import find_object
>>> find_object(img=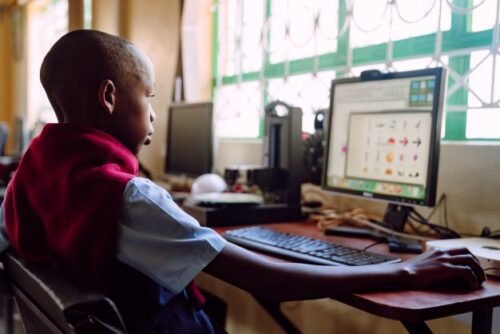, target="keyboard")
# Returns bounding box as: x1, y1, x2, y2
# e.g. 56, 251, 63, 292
223, 226, 400, 266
